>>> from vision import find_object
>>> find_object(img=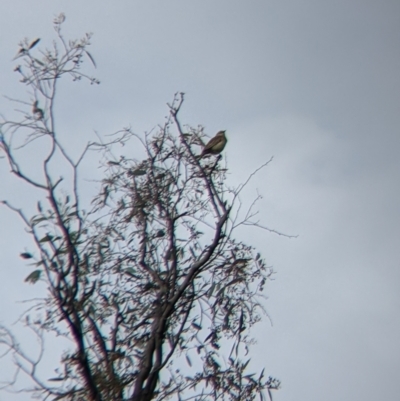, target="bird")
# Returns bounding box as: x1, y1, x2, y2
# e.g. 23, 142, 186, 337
32, 100, 44, 120
200, 130, 227, 158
